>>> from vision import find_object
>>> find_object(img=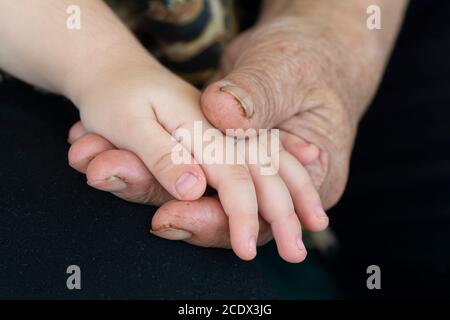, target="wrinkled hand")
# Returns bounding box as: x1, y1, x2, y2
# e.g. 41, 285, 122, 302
68, 12, 392, 249
68, 120, 320, 249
